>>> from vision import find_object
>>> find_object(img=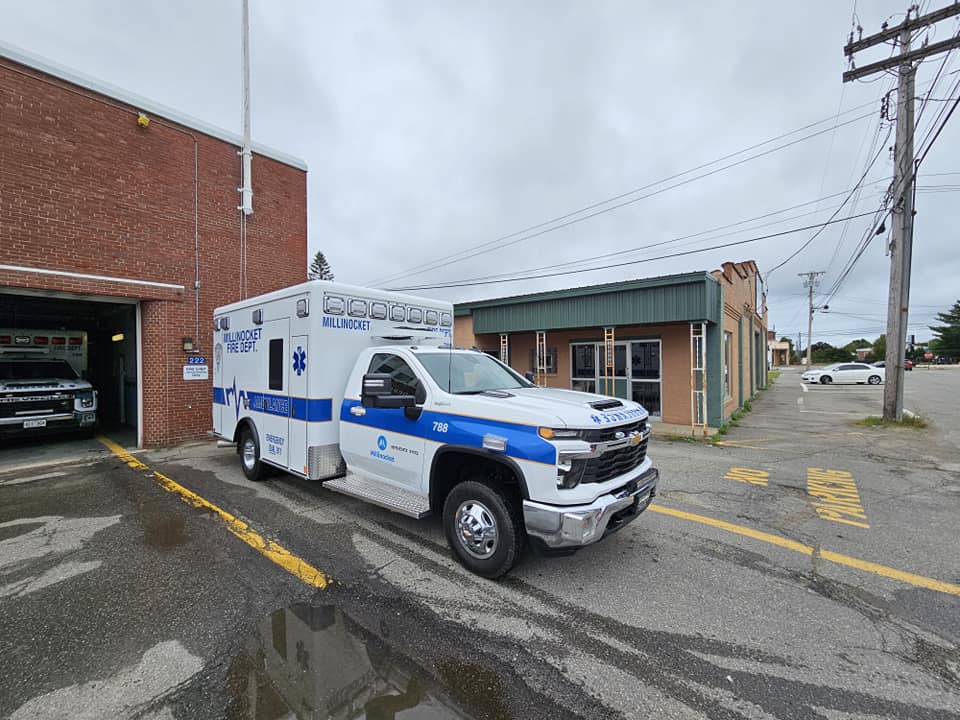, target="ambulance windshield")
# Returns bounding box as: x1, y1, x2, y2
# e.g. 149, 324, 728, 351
0, 360, 79, 381
417, 352, 534, 394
